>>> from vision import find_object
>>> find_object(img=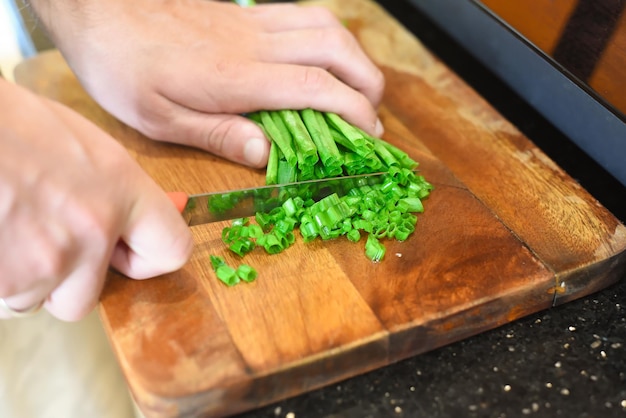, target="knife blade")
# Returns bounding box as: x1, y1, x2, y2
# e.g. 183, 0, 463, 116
167, 172, 390, 226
